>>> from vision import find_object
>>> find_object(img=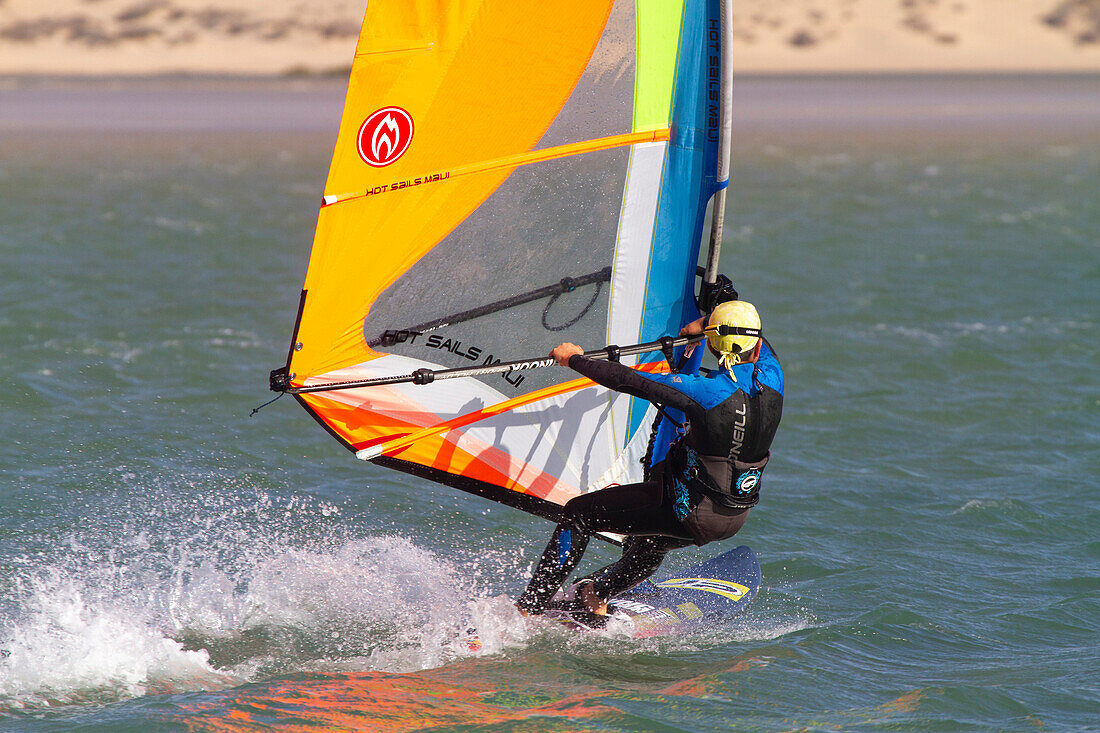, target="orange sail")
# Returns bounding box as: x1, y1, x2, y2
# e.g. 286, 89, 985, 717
273, 0, 733, 521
